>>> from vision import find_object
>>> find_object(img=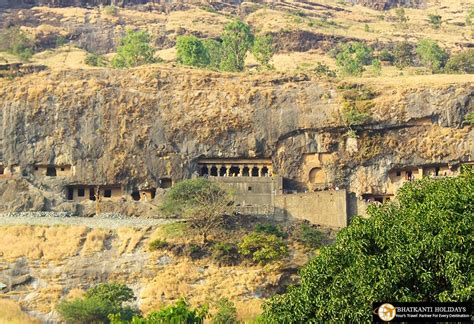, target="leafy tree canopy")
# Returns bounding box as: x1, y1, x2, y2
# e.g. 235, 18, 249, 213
220, 20, 254, 72
112, 29, 156, 68
252, 35, 274, 69
336, 42, 373, 76
262, 168, 474, 322
416, 39, 448, 72
176, 35, 210, 67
